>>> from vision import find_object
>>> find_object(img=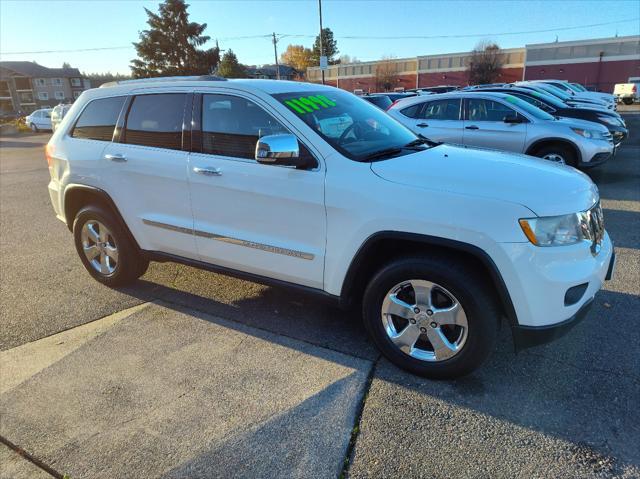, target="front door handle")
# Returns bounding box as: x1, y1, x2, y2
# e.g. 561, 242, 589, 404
193, 166, 222, 176
104, 153, 127, 162
465, 125, 479, 130
416, 123, 429, 128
